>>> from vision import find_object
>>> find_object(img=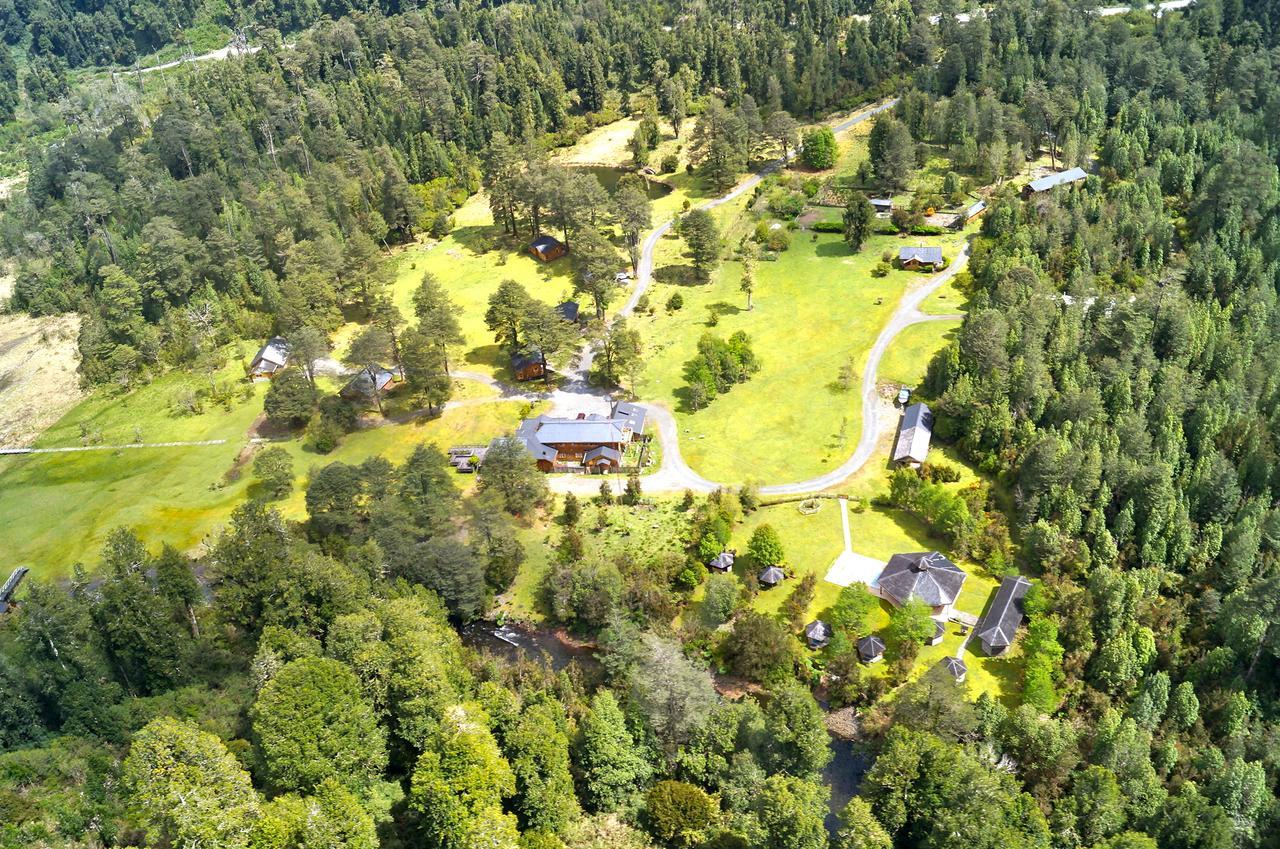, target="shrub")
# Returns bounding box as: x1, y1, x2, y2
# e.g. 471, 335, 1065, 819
645, 781, 718, 848
666, 292, 684, 312
811, 220, 843, 233
921, 462, 961, 483
767, 190, 806, 218
764, 227, 791, 252
661, 153, 680, 173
